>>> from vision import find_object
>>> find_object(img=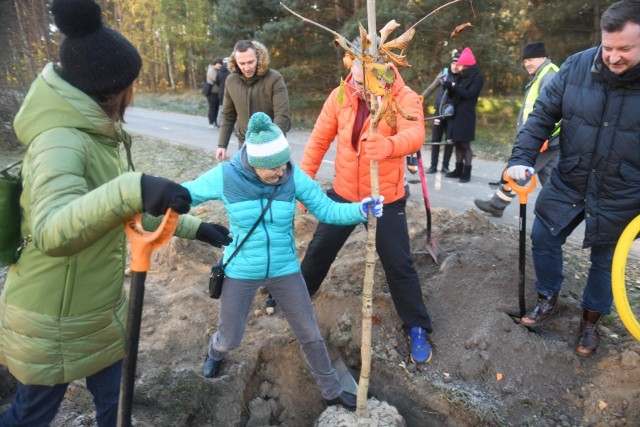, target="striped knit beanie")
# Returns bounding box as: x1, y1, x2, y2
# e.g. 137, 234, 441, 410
245, 112, 290, 169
